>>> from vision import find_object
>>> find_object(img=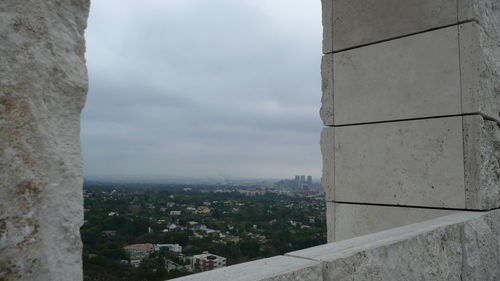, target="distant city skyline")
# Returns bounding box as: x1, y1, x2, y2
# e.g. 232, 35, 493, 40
84, 174, 320, 185
82, 1, 323, 180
